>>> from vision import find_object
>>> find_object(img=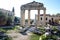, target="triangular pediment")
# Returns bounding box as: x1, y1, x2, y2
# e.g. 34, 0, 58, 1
22, 1, 44, 7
